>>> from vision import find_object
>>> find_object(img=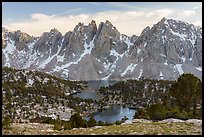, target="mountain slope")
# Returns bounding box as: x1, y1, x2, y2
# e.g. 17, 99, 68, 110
2, 17, 202, 80
2, 67, 87, 123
